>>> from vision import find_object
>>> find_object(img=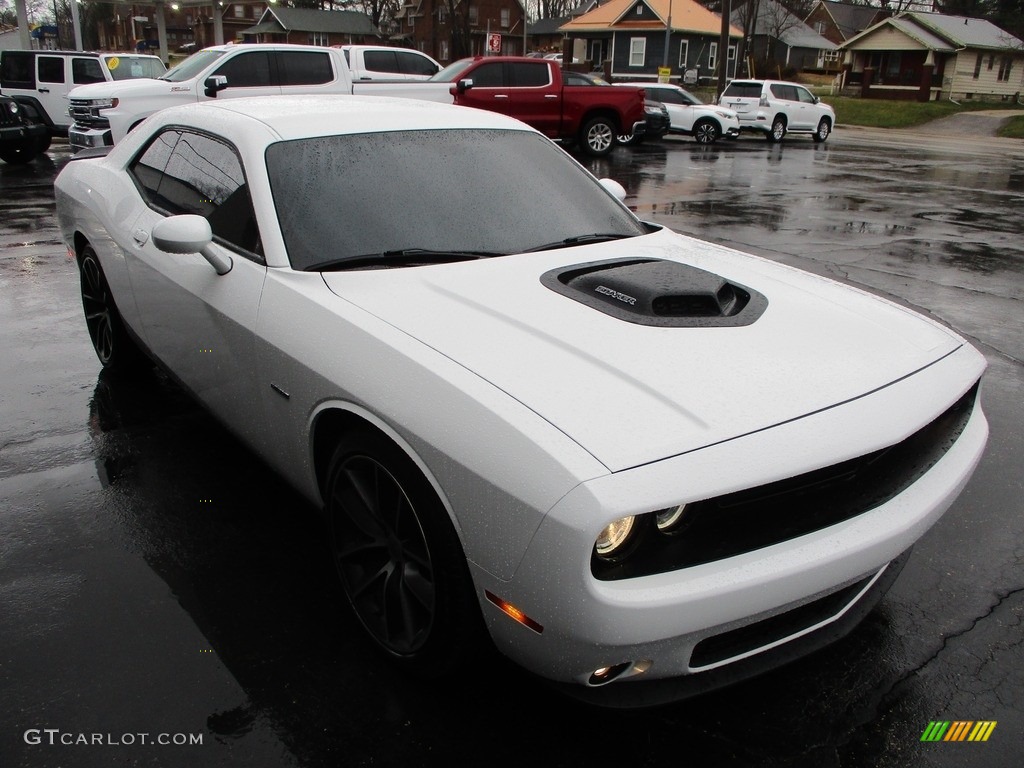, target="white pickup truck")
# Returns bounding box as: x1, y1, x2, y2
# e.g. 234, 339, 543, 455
67, 44, 443, 153
336, 45, 441, 81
